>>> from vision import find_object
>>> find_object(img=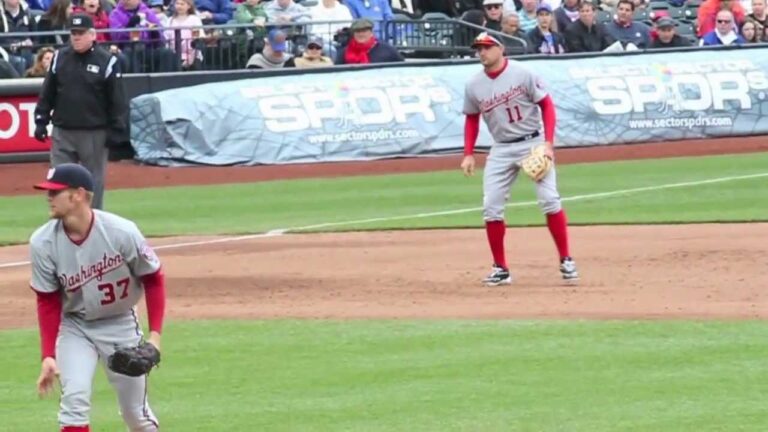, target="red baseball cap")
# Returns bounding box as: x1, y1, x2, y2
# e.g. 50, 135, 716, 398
34, 163, 95, 192
471, 32, 503, 48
